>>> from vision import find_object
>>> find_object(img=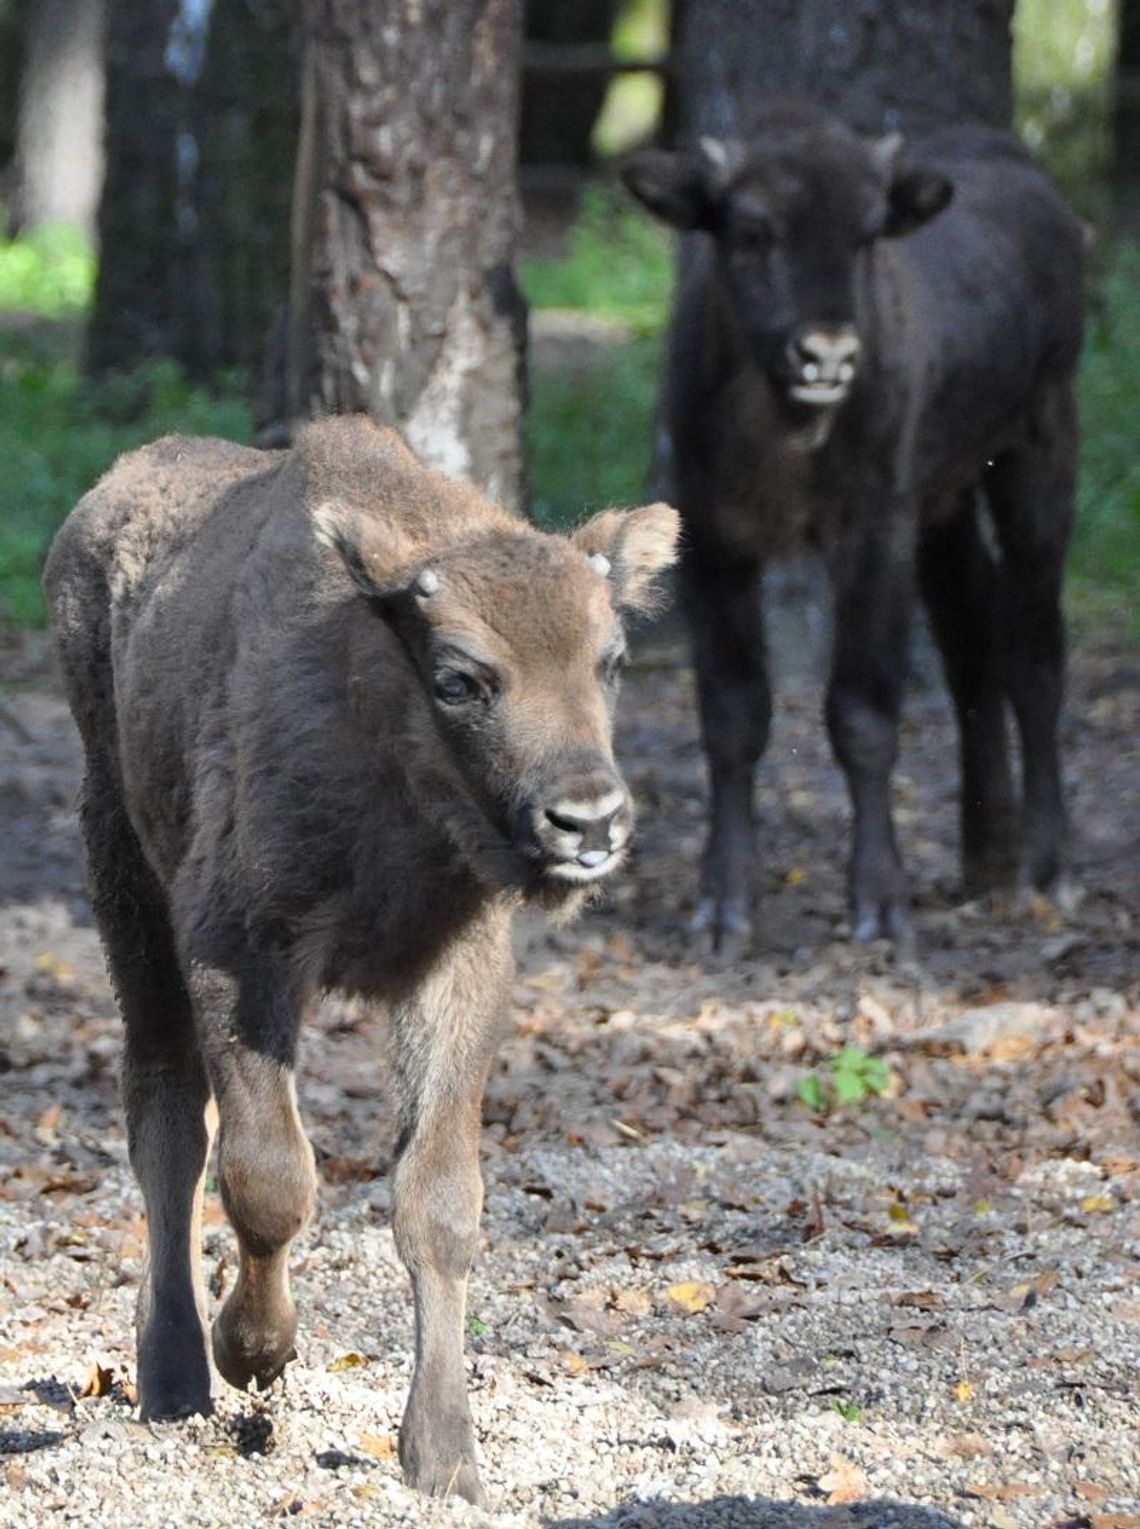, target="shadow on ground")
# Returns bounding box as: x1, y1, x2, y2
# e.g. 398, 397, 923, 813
551, 1495, 966, 1528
